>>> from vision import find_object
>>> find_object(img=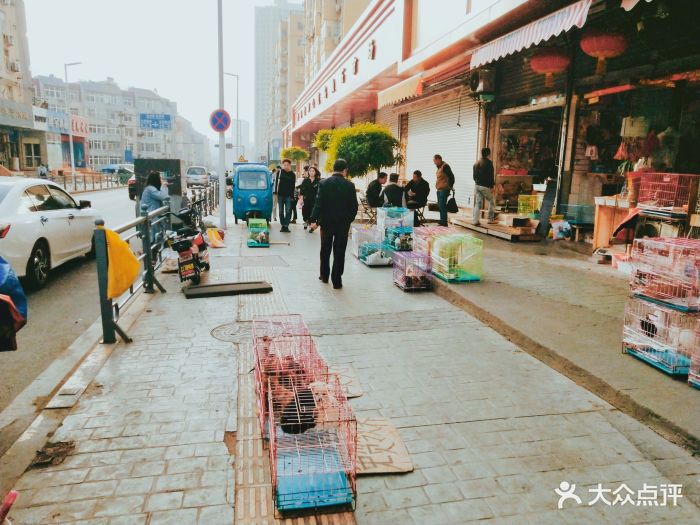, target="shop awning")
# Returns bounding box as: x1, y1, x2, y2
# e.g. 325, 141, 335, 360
377, 73, 424, 109
621, 0, 653, 11
470, 0, 592, 69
